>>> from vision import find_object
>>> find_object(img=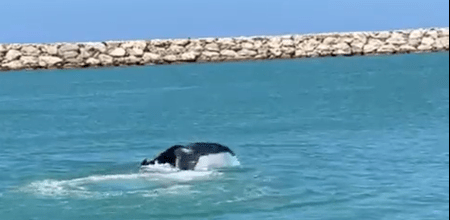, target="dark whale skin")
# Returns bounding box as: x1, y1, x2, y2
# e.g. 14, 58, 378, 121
141, 142, 235, 170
